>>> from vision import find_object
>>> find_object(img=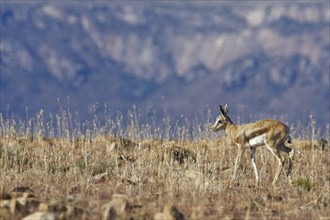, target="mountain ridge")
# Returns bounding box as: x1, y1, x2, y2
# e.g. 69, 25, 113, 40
1, 2, 329, 128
